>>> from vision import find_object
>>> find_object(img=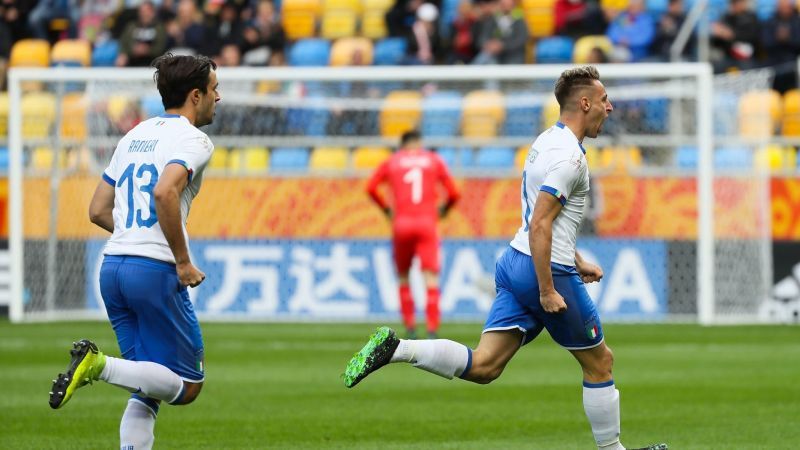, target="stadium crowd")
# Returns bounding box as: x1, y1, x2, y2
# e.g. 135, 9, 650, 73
0, 0, 799, 91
